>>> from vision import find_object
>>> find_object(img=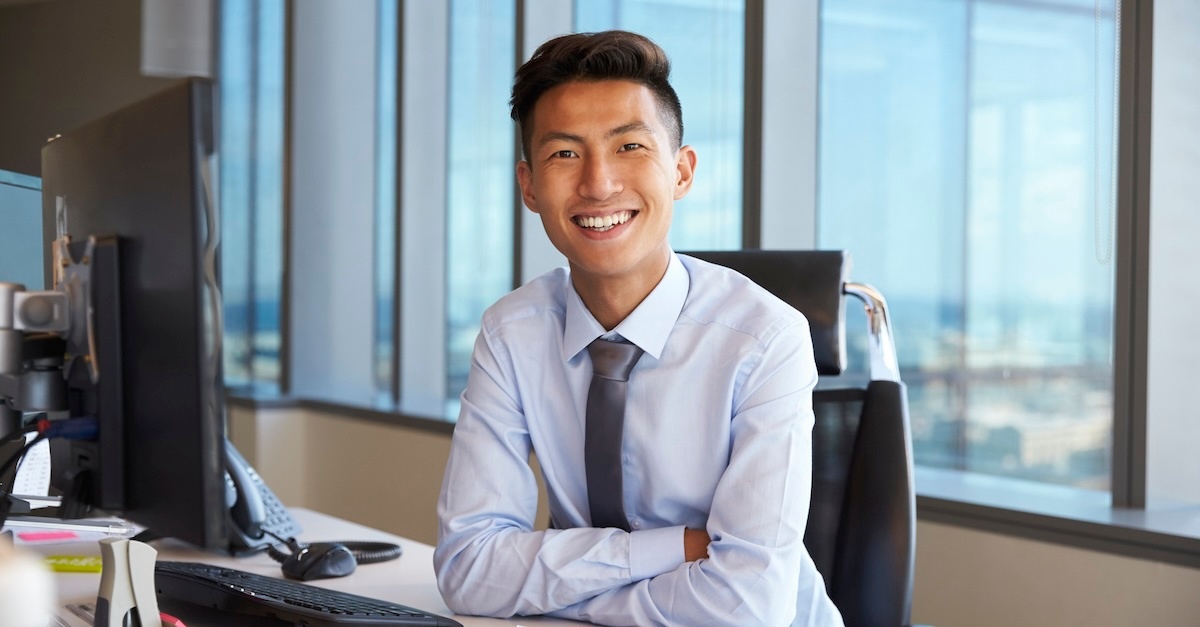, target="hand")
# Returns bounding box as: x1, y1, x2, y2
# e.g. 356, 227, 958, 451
683, 528, 711, 562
